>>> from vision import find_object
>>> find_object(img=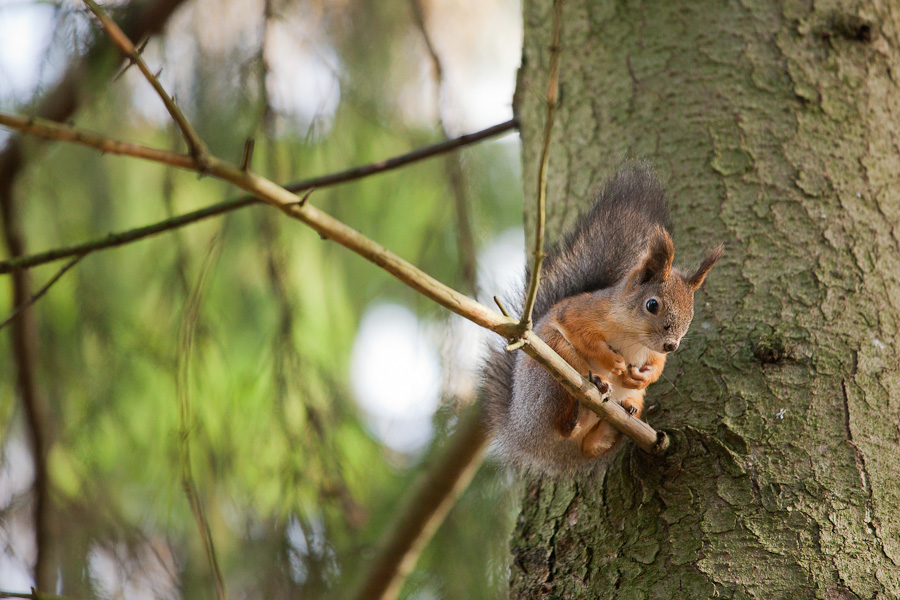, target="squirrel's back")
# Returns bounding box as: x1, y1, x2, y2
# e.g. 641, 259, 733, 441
481, 162, 671, 454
